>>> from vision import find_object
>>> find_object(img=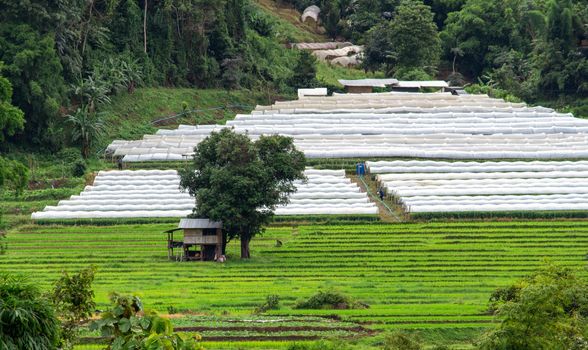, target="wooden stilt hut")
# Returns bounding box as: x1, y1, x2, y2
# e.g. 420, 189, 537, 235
164, 218, 223, 261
